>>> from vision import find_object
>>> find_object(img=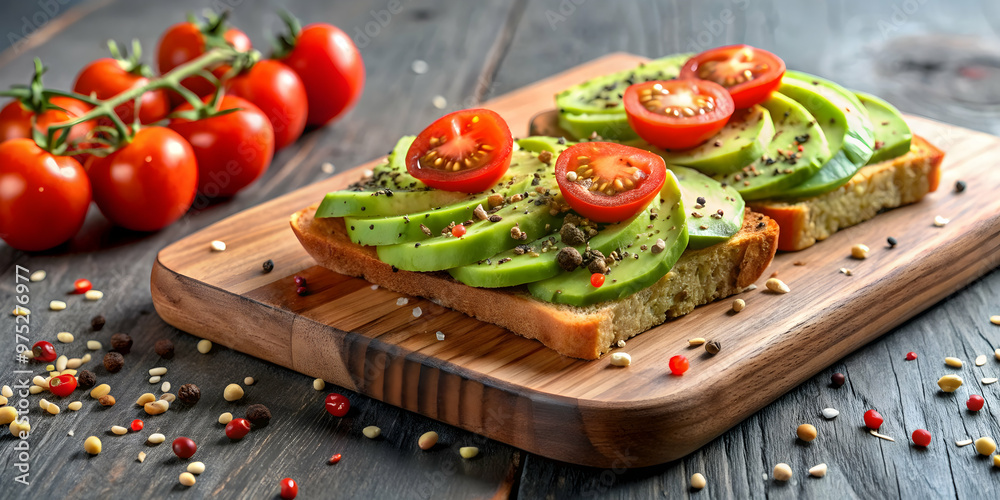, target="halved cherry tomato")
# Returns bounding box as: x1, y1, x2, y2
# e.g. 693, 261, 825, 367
554, 142, 666, 223
679, 45, 785, 109
623, 80, 734, 150
225, 59, 308, 150
405, 109, 513, 193
0, 96, 94, 148
156, 20, 251, 101
73, 58, 170, 125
